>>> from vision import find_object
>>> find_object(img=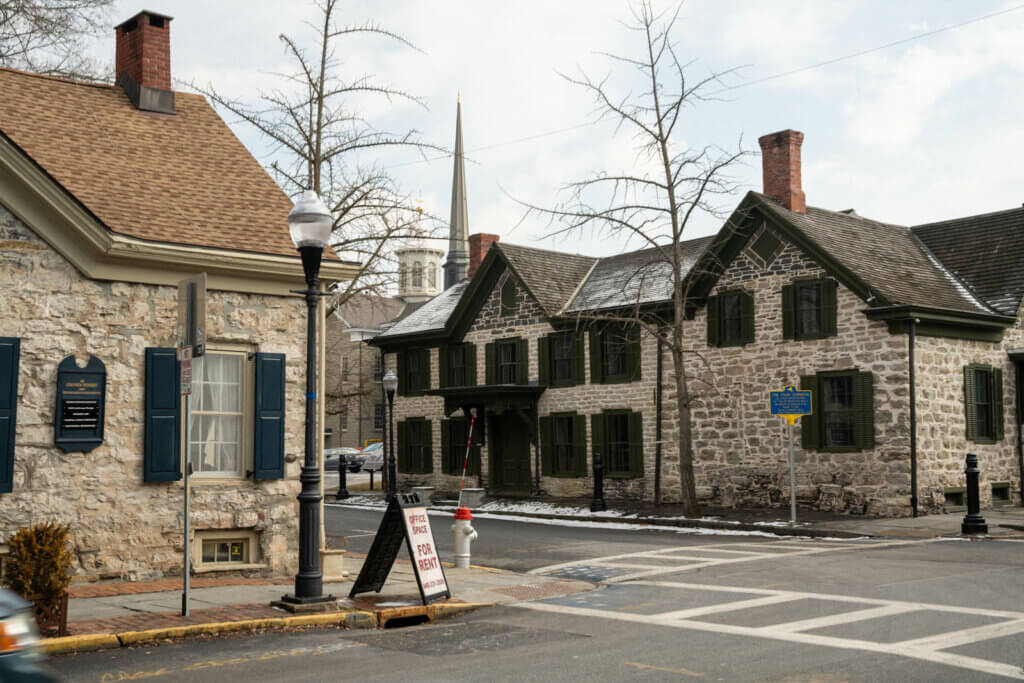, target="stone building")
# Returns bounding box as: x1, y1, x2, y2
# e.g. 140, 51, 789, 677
370, 128, 1024, 518
0, 11, 356, 580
